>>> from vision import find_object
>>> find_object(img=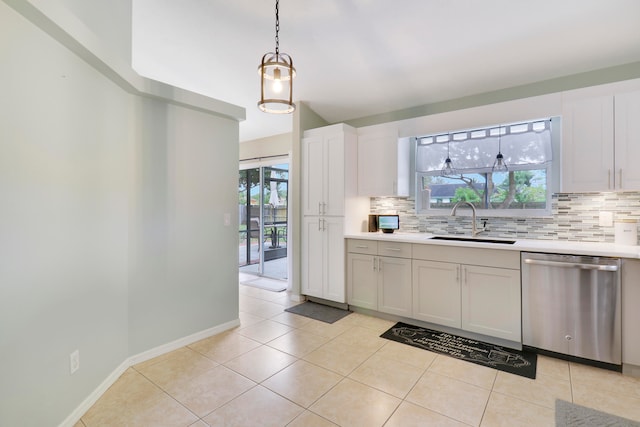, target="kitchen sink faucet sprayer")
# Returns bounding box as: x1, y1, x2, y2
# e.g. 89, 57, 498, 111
450, 201, 485, 237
